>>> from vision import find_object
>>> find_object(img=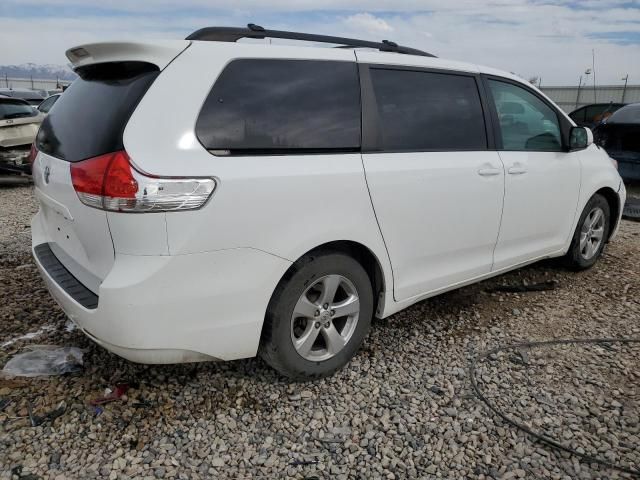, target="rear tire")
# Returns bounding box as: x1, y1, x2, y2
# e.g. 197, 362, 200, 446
563, 193, 610, 270
259, 252, 373, 380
